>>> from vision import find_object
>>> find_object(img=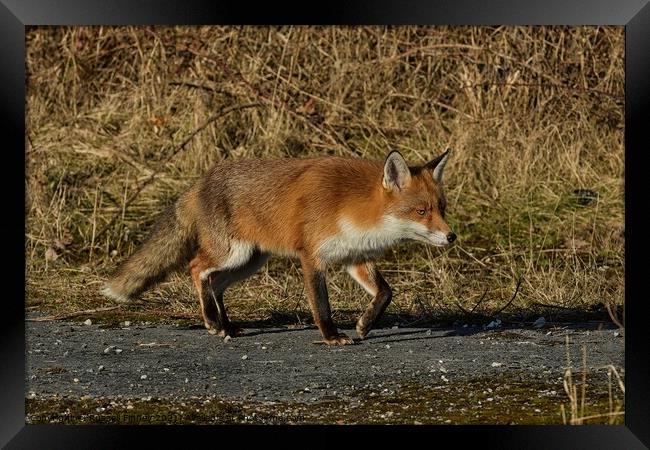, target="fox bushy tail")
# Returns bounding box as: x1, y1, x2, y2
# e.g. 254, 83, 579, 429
102, 203, 196, 302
